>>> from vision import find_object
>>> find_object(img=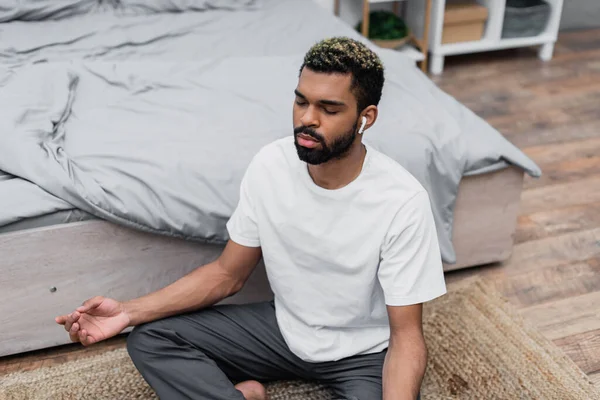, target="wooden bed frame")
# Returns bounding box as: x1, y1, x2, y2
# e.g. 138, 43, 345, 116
0, 166, 524, 358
